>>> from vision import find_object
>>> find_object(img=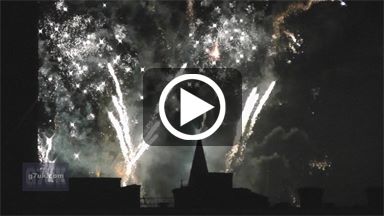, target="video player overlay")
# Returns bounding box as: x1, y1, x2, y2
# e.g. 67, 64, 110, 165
143, 68, 241, 146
